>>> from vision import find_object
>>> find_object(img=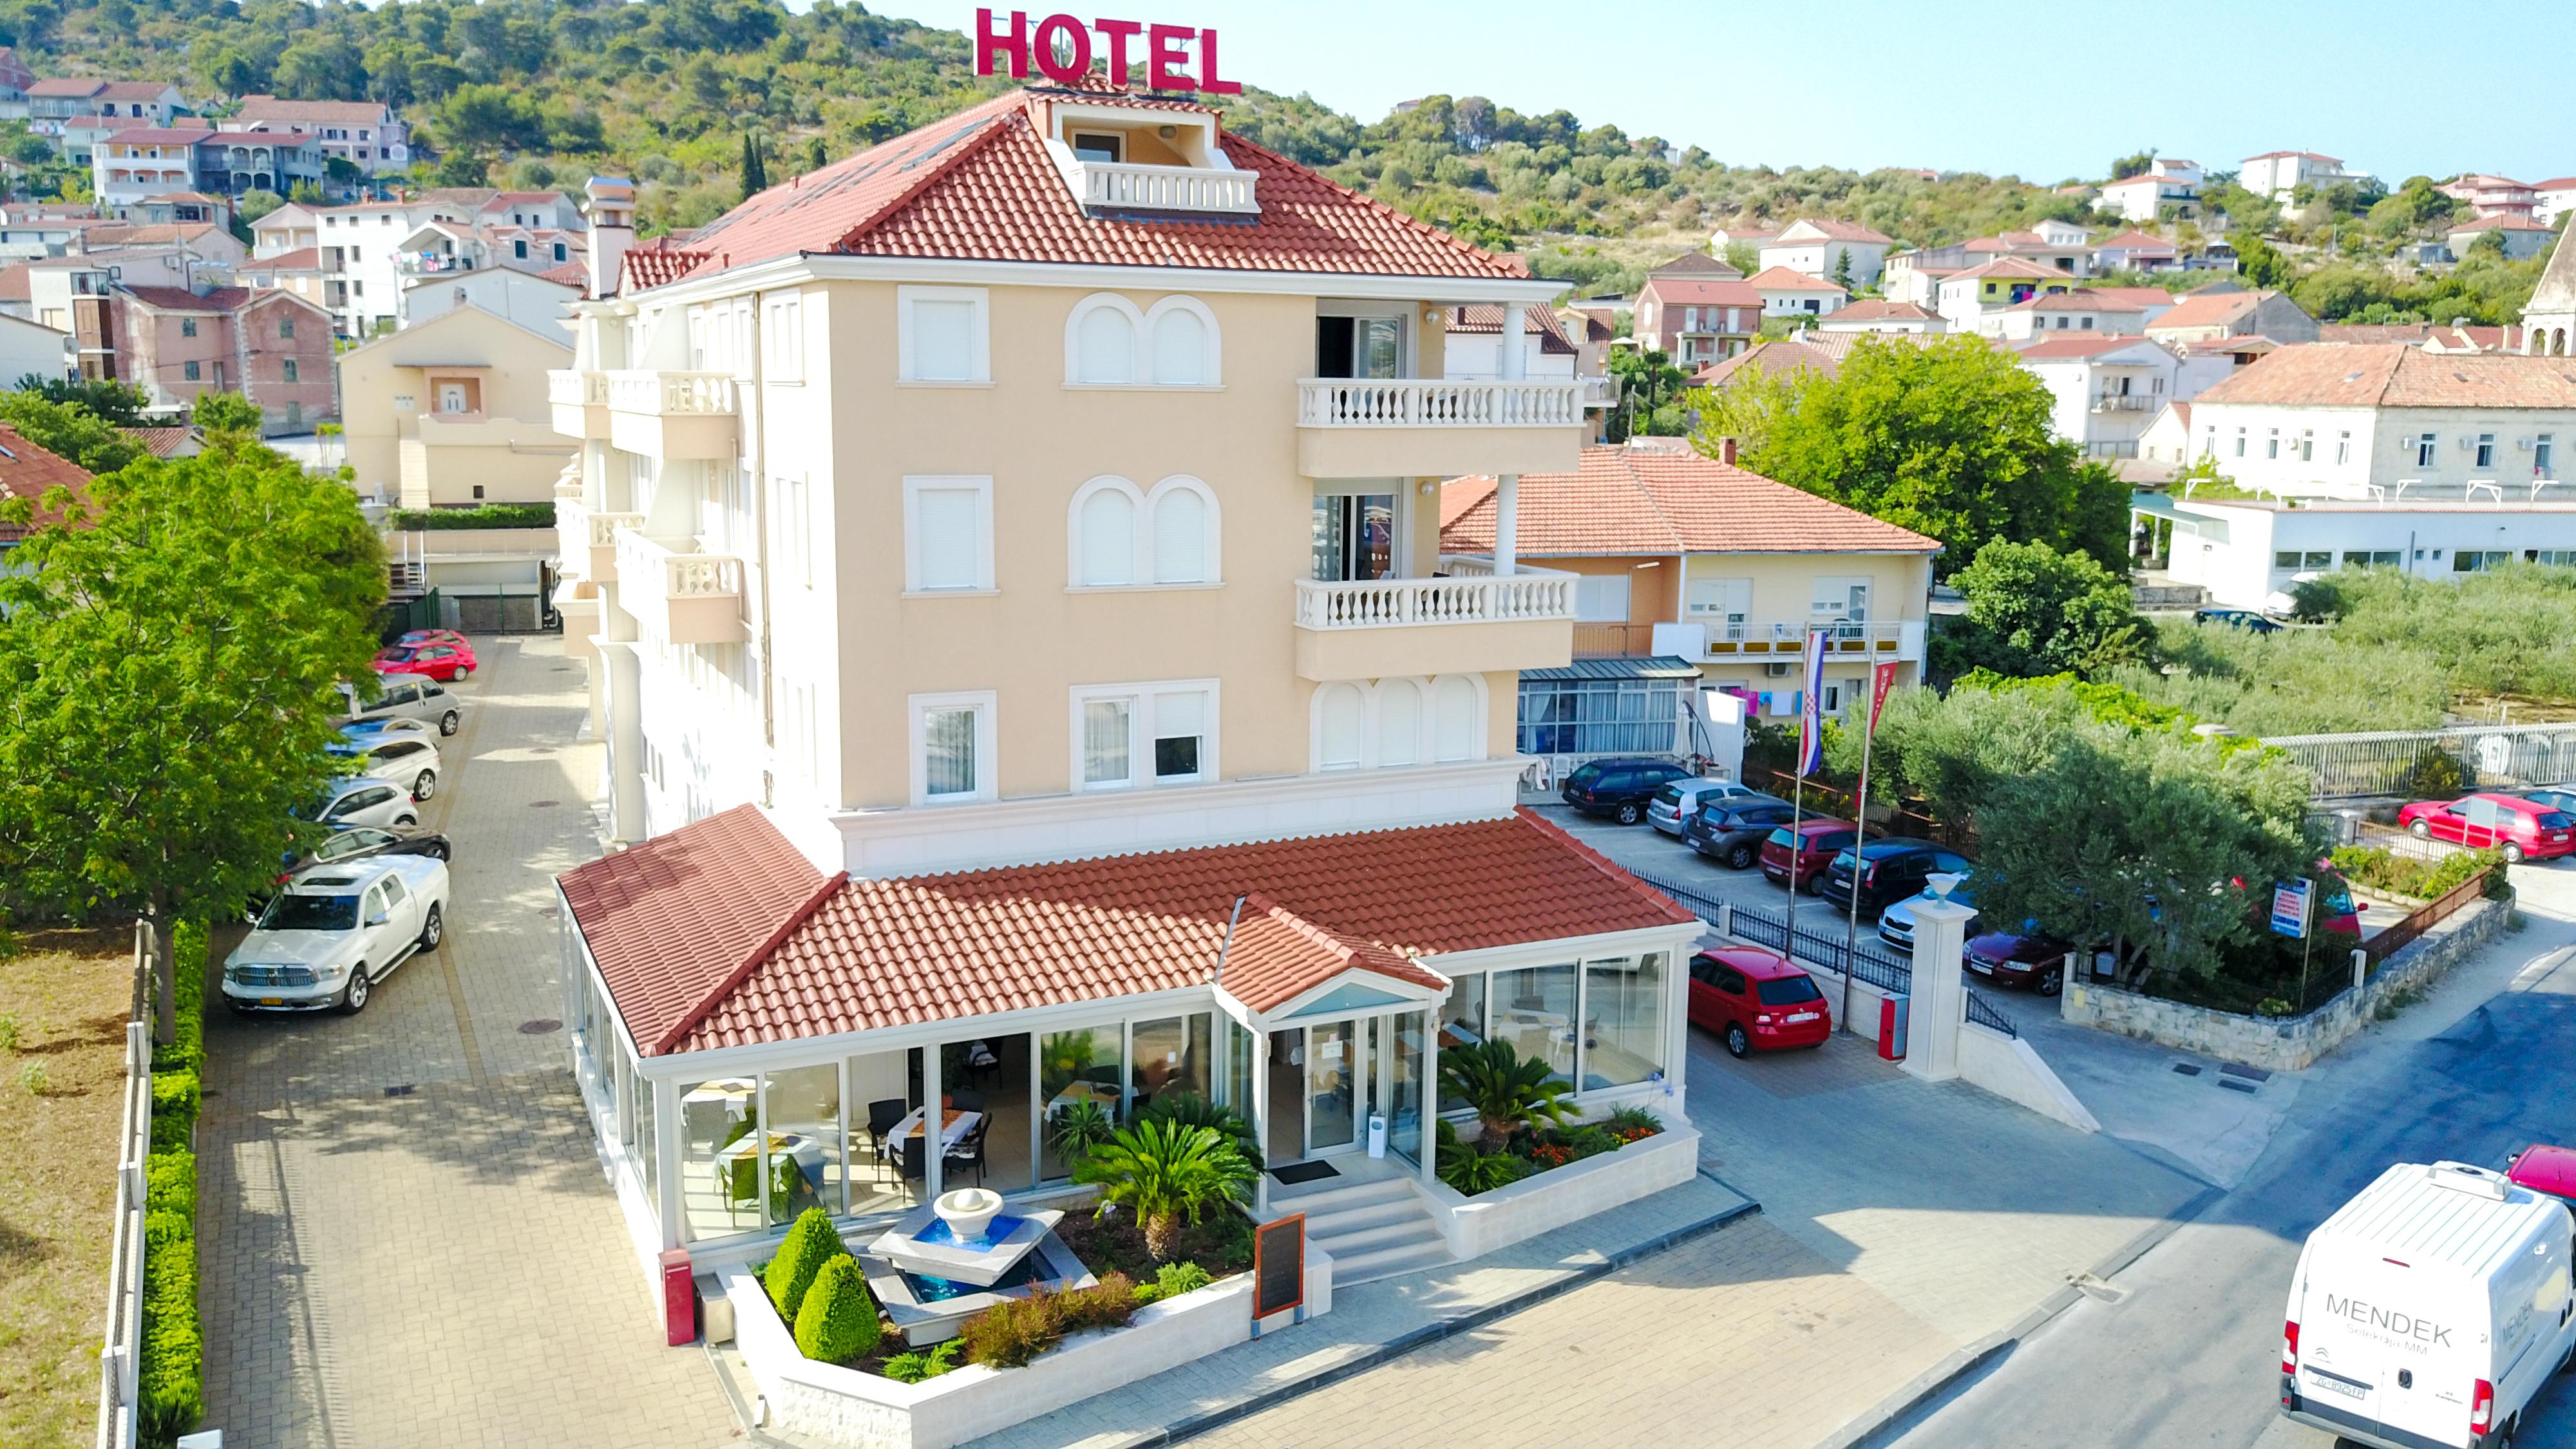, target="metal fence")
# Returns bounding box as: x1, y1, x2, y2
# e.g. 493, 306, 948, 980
2265, 722, 2576, 800
1964, 991, 2020, 1037
95, 923, 152, 1449
2363, 867, 2497, 966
